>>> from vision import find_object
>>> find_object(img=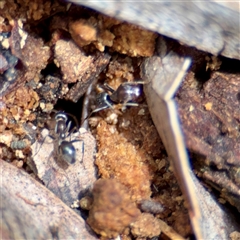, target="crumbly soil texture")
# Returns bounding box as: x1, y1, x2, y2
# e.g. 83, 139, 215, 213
0, 1, 240, 239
